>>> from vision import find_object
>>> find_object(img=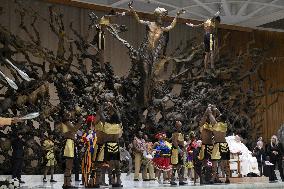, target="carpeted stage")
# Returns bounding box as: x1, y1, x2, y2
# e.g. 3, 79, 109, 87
1, 173, 284, 189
